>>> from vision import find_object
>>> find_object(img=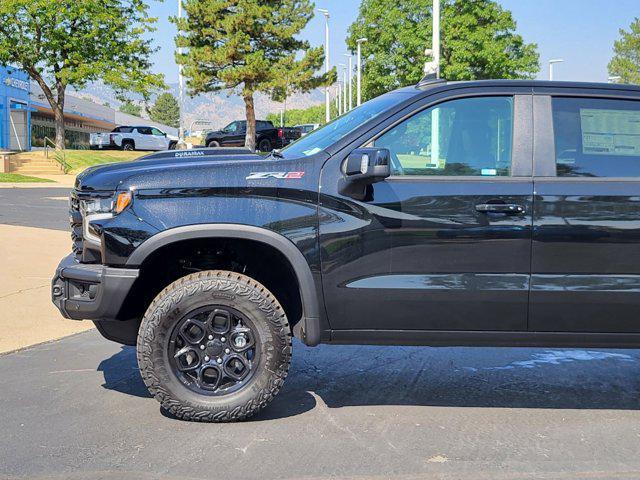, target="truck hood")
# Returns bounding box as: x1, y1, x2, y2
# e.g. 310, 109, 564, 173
74, 148, 327, 192
75, 149, 263, 191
